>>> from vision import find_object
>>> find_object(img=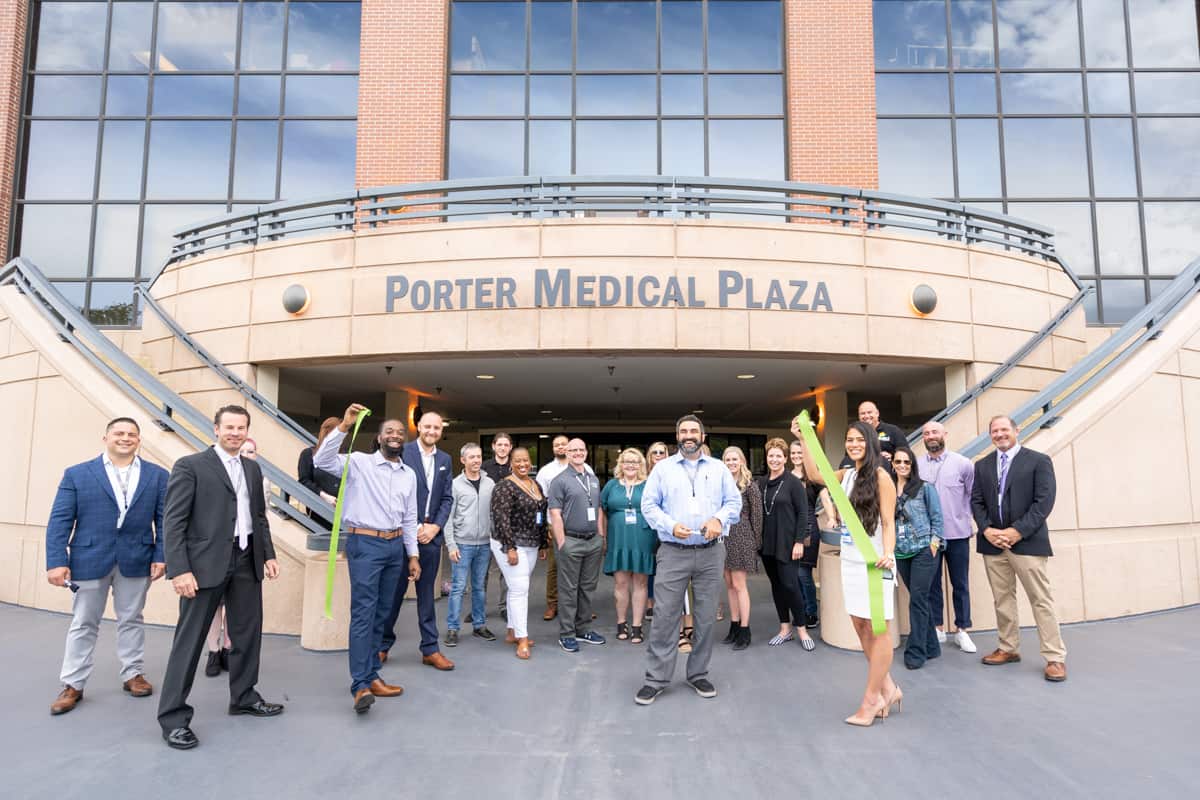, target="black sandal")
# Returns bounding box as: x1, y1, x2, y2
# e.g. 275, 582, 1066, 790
630, 625, 644, 644
616, 622, 630, 641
